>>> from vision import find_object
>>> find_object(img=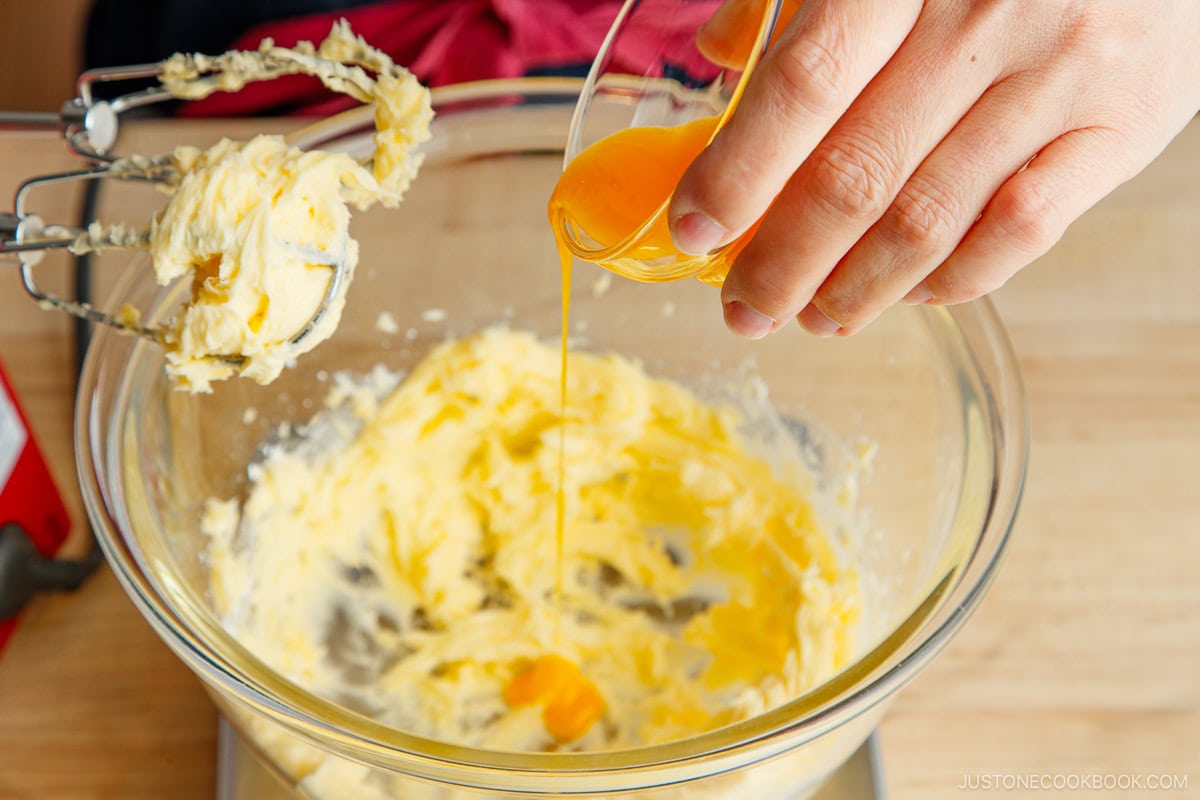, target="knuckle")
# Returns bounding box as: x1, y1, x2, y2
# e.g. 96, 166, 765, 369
883, 179, 963, 253
990, 178, 1061, 251
767, 34, 847, 116
808, 136, 896, 220
1058, 1, 1120, 56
